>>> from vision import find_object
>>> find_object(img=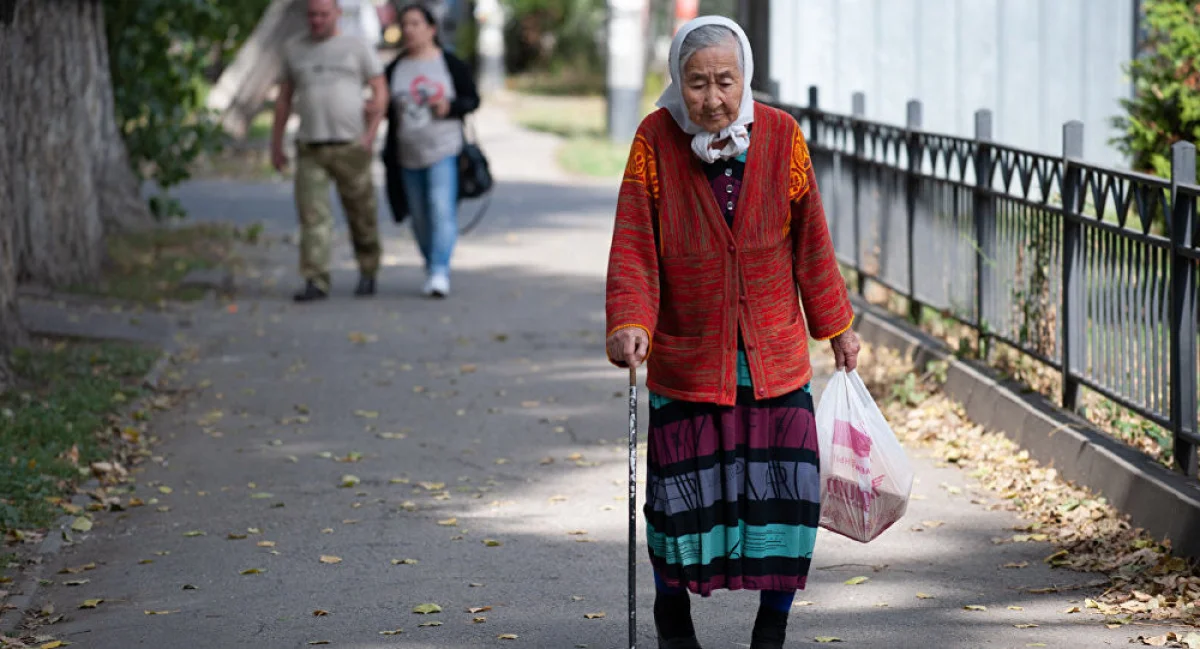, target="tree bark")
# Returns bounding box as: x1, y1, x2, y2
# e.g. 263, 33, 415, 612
0, 0, 140, 390
89, 2, 152, 234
